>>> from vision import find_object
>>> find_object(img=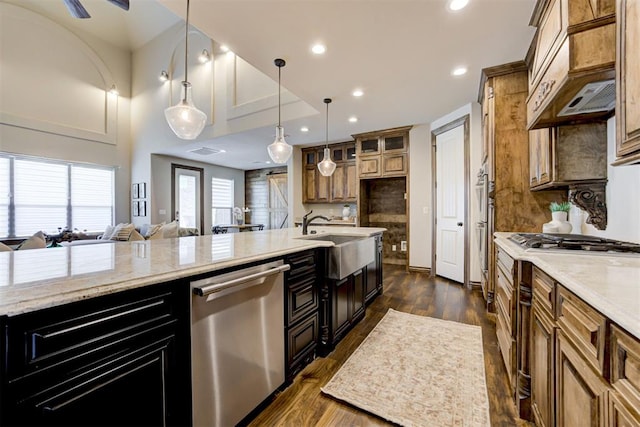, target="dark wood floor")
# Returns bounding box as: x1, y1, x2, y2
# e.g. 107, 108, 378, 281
249, 264, 529, 426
